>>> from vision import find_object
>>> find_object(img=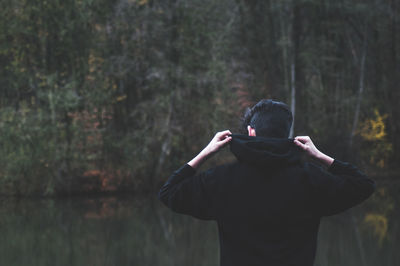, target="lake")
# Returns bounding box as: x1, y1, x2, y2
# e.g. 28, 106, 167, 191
0, 181, 398, 266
